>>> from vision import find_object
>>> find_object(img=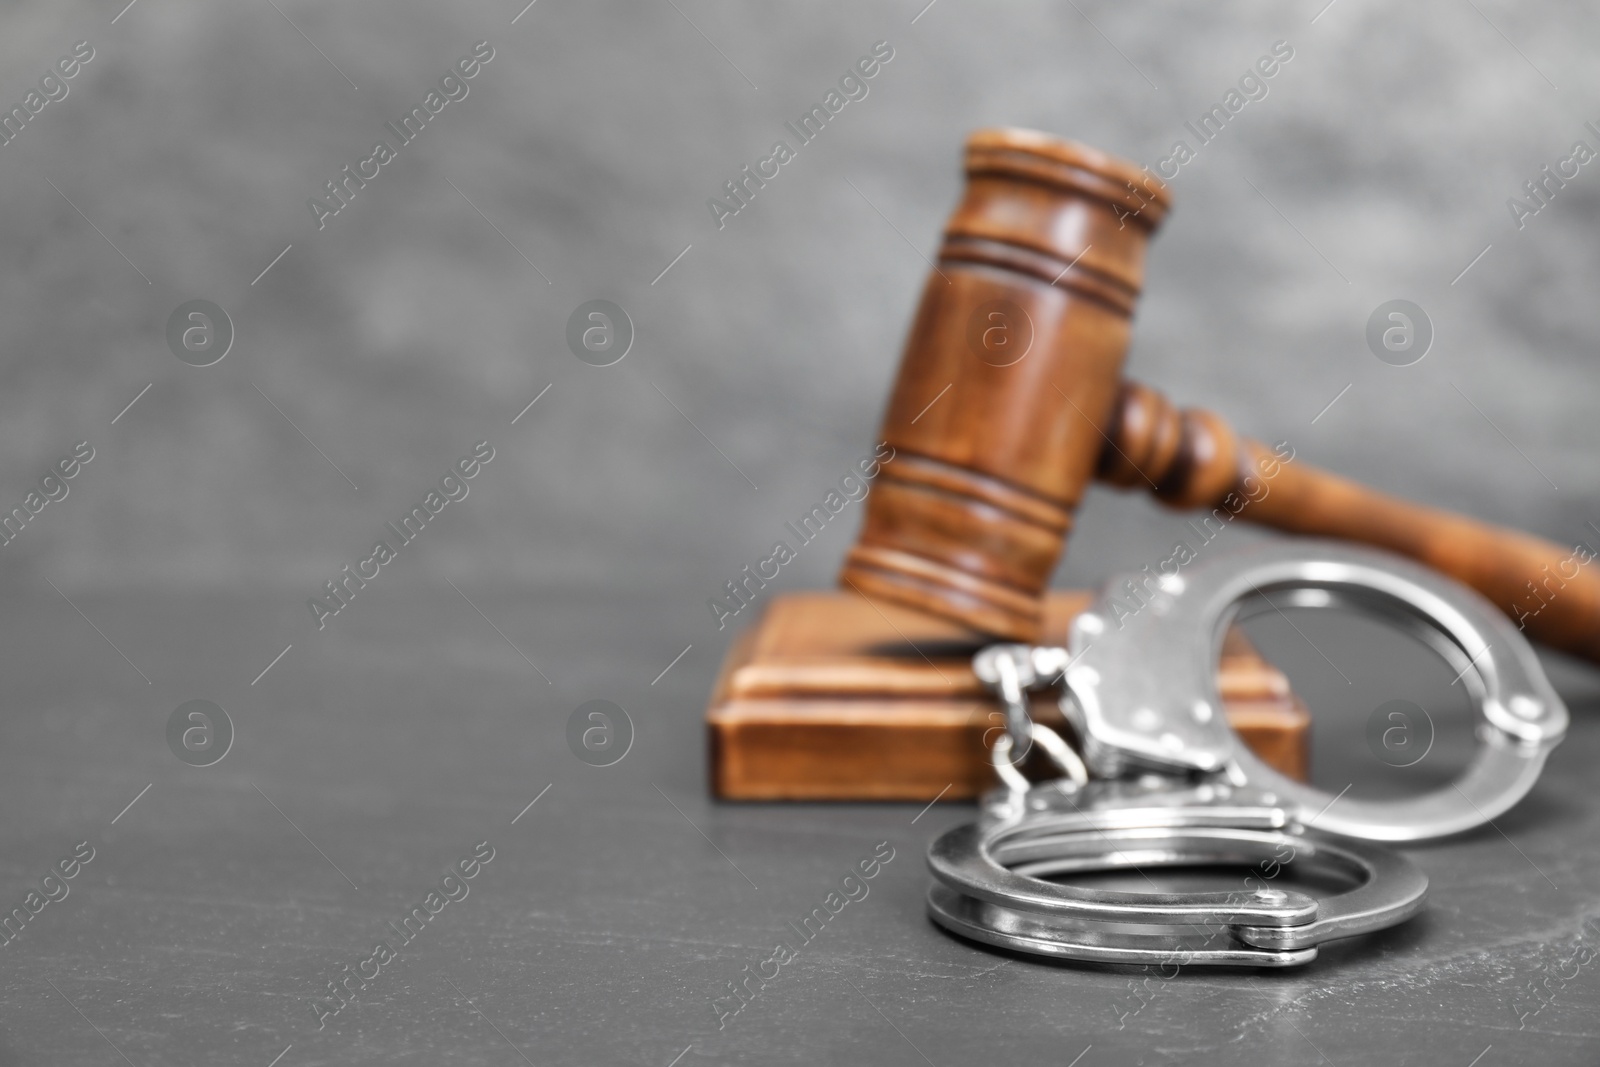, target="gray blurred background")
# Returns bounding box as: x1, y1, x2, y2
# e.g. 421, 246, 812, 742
3, 3, 1600, 1061
4, 0, 1595, 617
